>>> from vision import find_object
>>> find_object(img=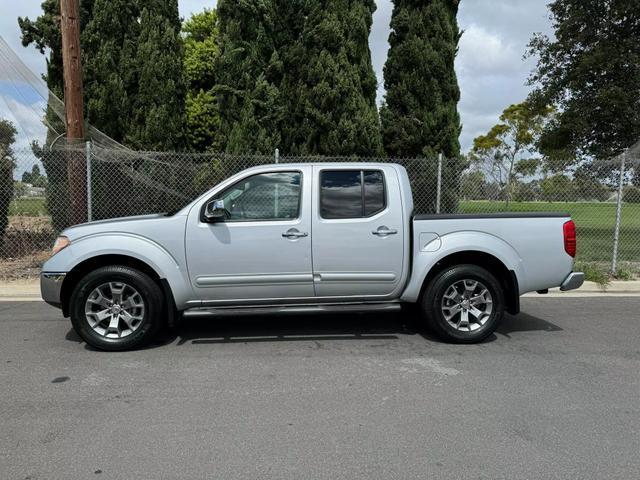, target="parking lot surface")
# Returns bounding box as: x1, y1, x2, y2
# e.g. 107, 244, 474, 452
1, 297, 639, 479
